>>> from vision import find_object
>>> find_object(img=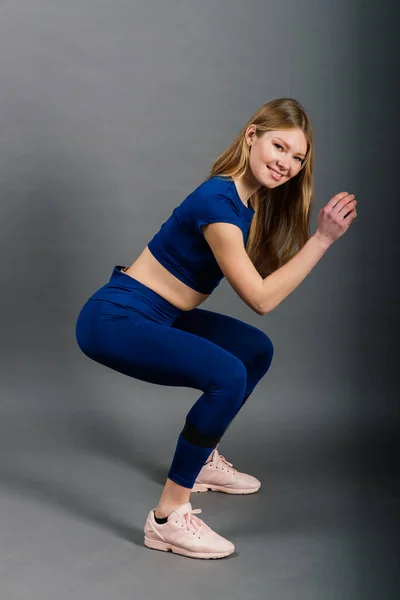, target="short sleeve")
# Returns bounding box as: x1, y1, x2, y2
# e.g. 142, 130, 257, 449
193, 194, 242, 236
